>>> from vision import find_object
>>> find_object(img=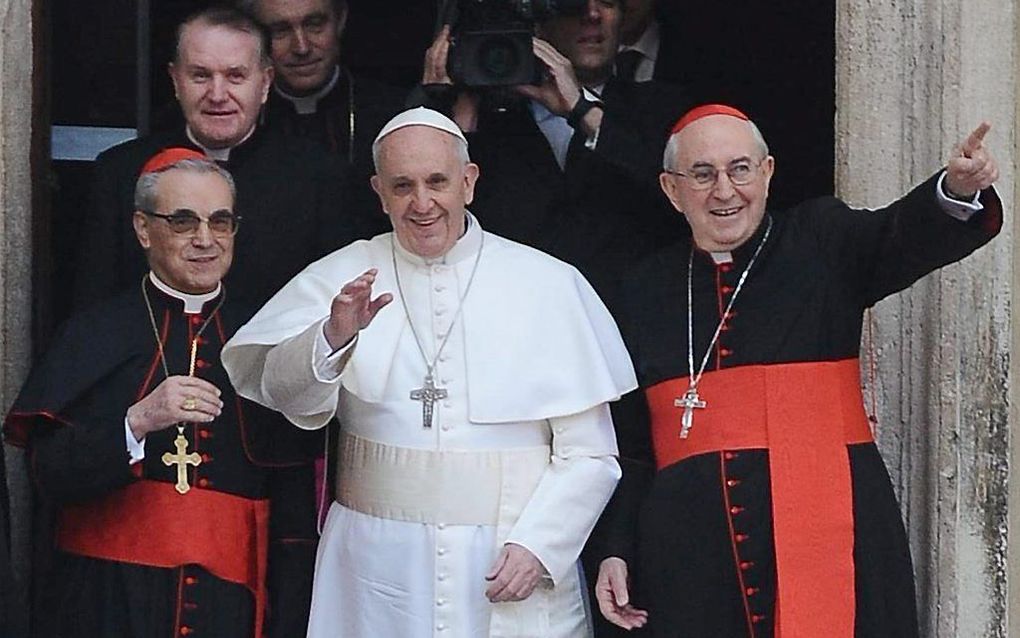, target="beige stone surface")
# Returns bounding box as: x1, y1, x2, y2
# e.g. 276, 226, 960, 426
836, 1, 1017, 636
0, 0, 35, 596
